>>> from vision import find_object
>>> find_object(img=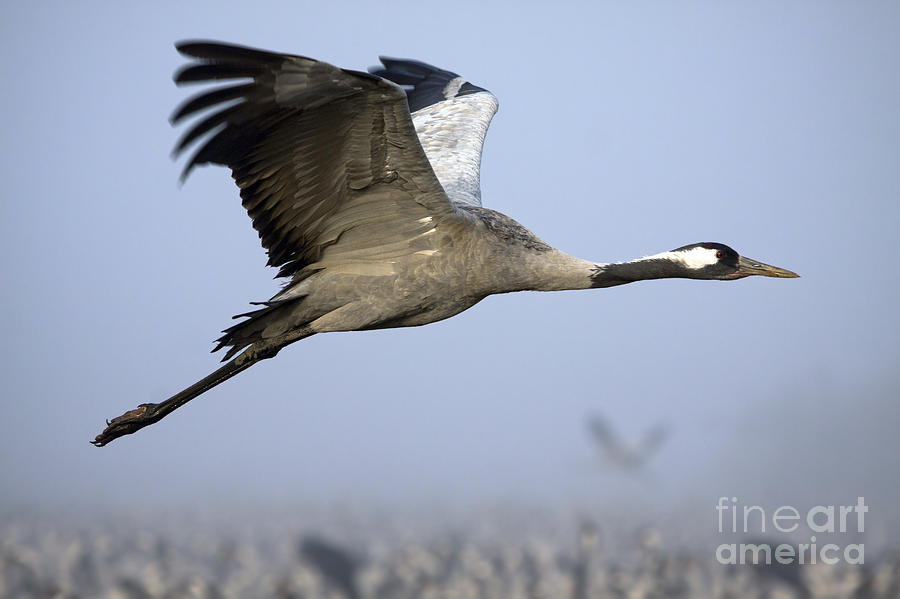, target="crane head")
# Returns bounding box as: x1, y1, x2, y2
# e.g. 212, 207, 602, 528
670, 243, 800, 280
